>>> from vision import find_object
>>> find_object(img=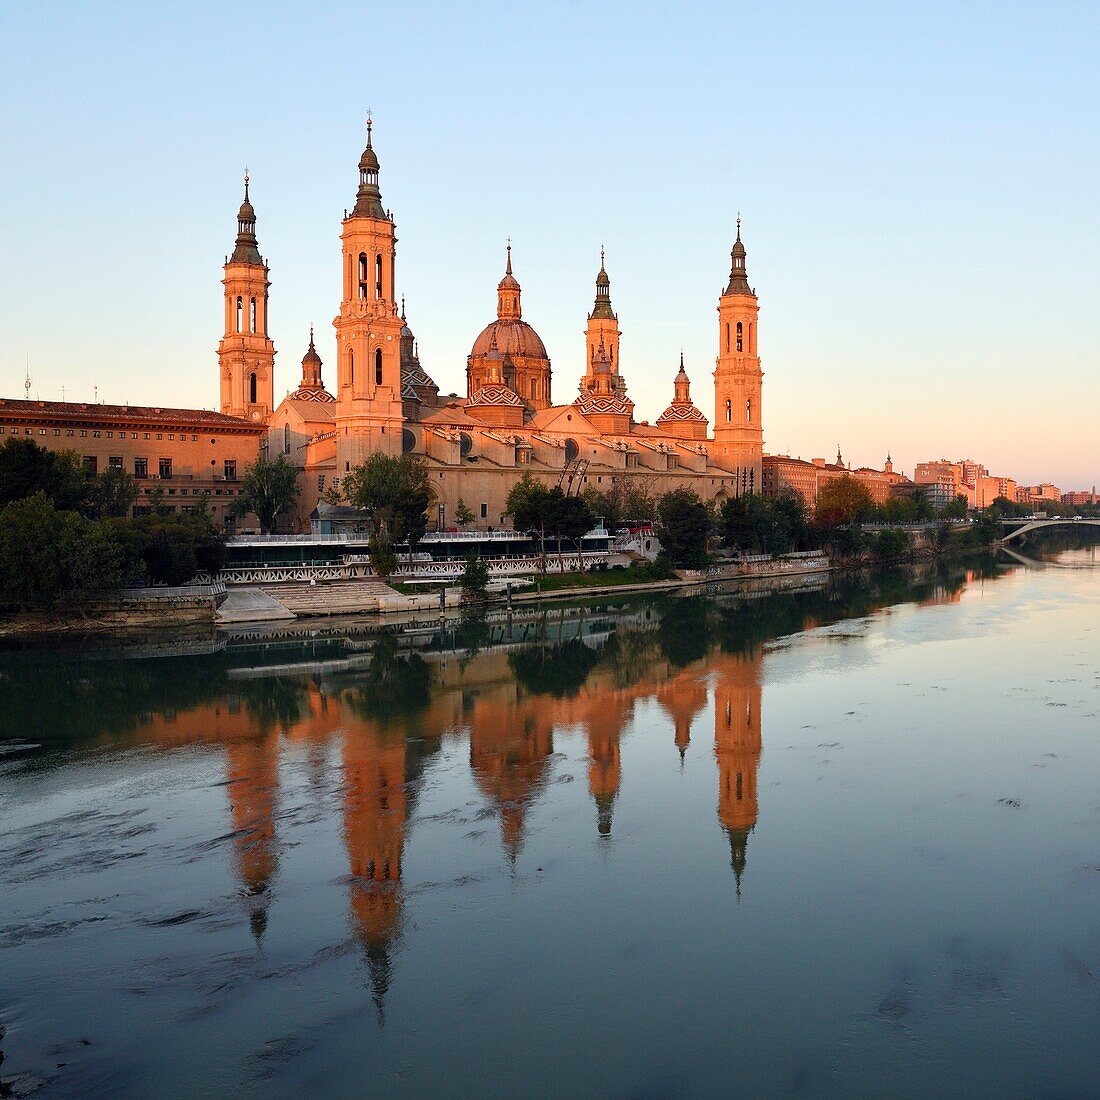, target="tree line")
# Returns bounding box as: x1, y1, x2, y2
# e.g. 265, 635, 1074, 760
0, 438, 228, 610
